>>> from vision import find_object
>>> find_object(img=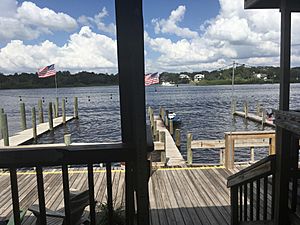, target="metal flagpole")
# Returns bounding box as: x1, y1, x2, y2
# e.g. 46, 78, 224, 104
54, 73, 58, 98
